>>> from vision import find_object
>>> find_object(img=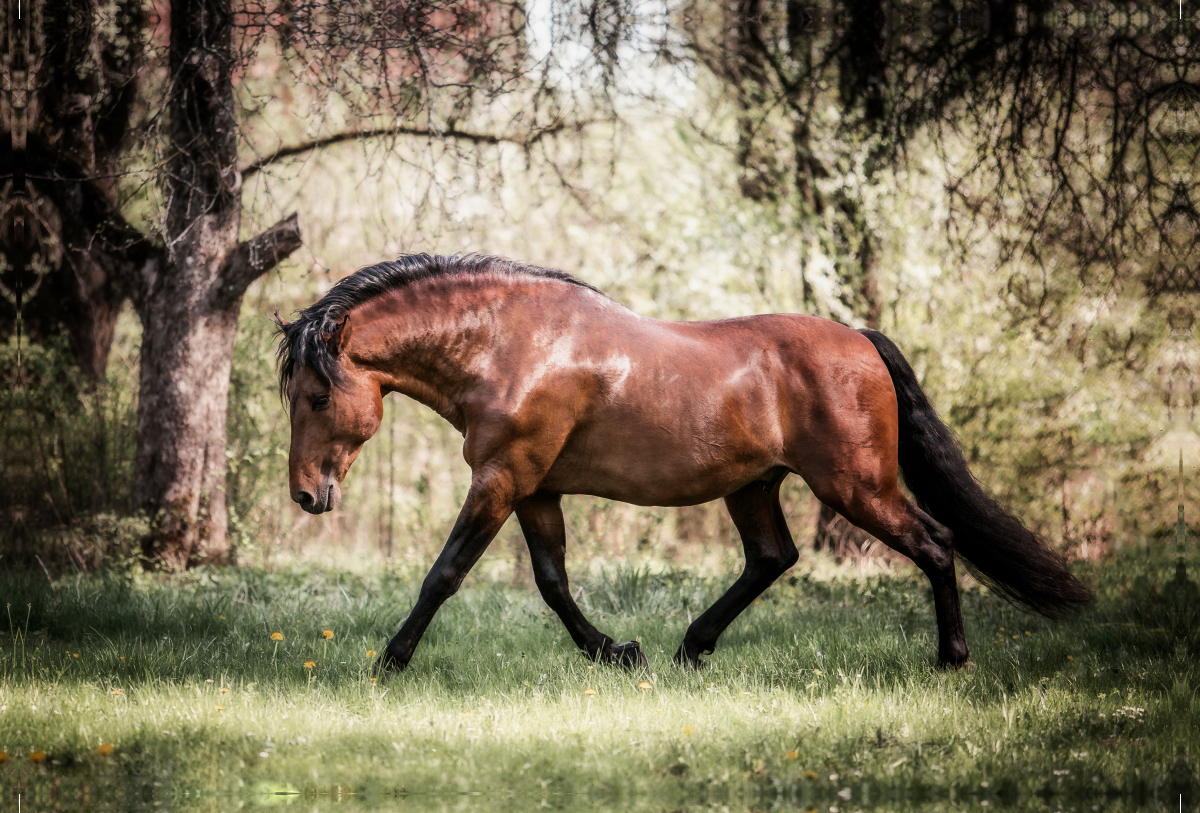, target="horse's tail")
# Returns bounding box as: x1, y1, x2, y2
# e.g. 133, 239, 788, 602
858, 329, 1092, 618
